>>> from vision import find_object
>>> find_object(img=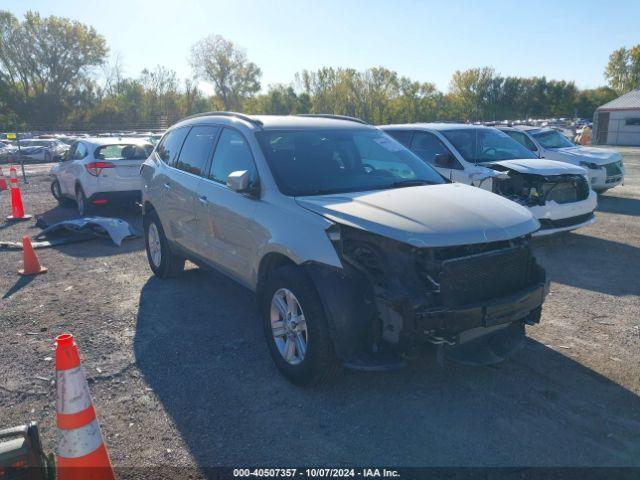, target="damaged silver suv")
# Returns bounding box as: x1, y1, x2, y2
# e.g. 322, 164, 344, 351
140, 113, 549, 385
